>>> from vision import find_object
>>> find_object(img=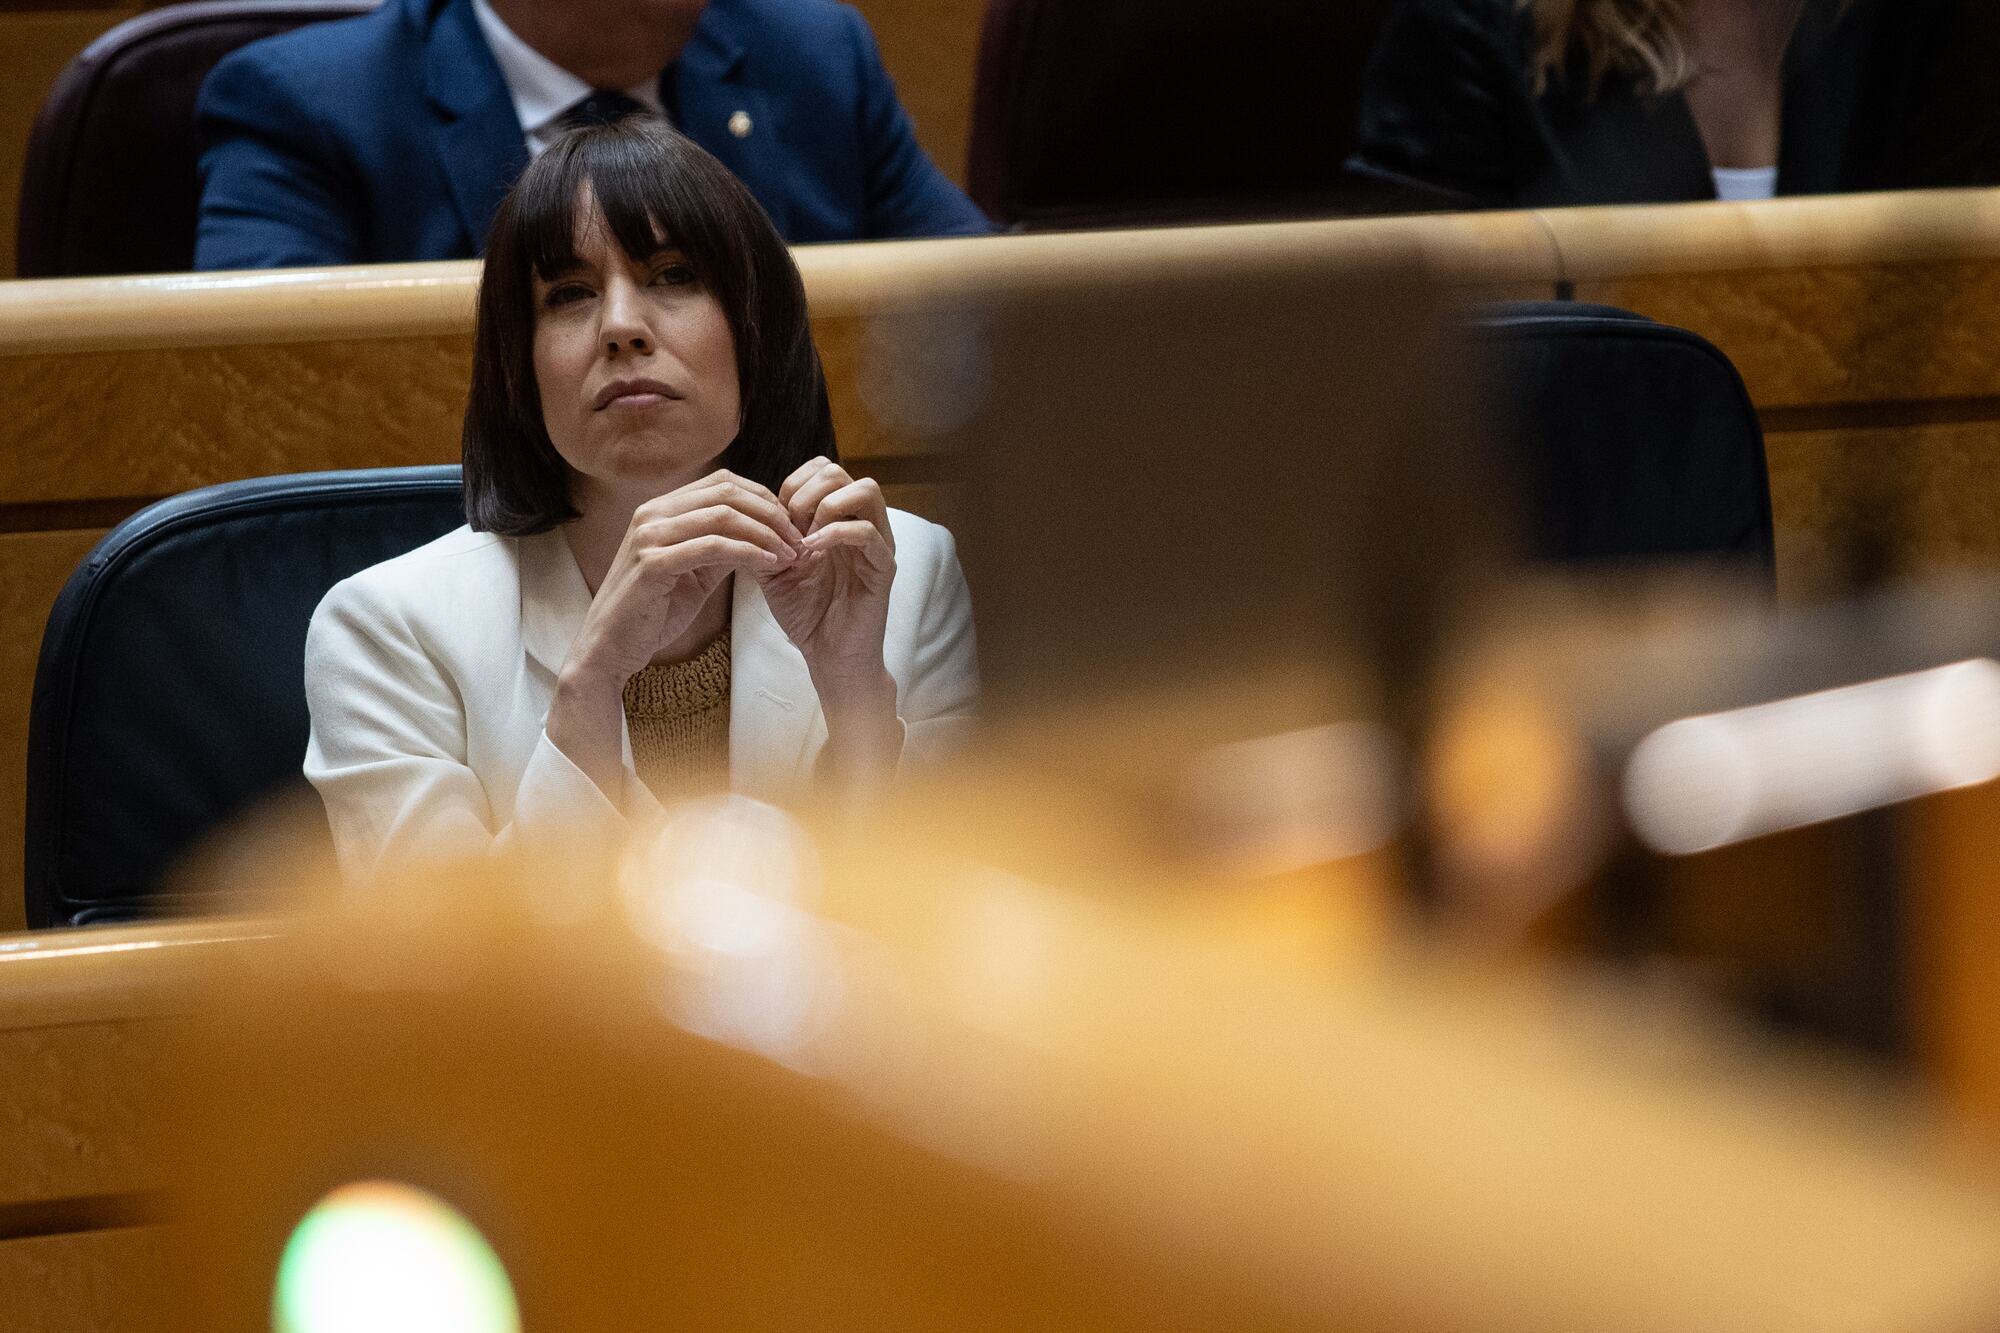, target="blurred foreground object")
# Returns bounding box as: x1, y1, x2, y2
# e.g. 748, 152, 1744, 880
160, 788, 2000, 1332
1425, 573, 2000, 1118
